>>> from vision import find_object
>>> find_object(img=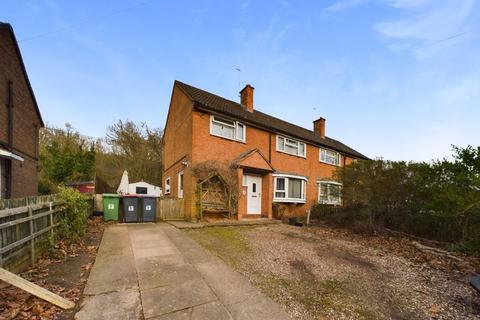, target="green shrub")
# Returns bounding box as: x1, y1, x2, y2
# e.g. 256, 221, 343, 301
327, 145, 480, 255
57, 186, 89, 240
